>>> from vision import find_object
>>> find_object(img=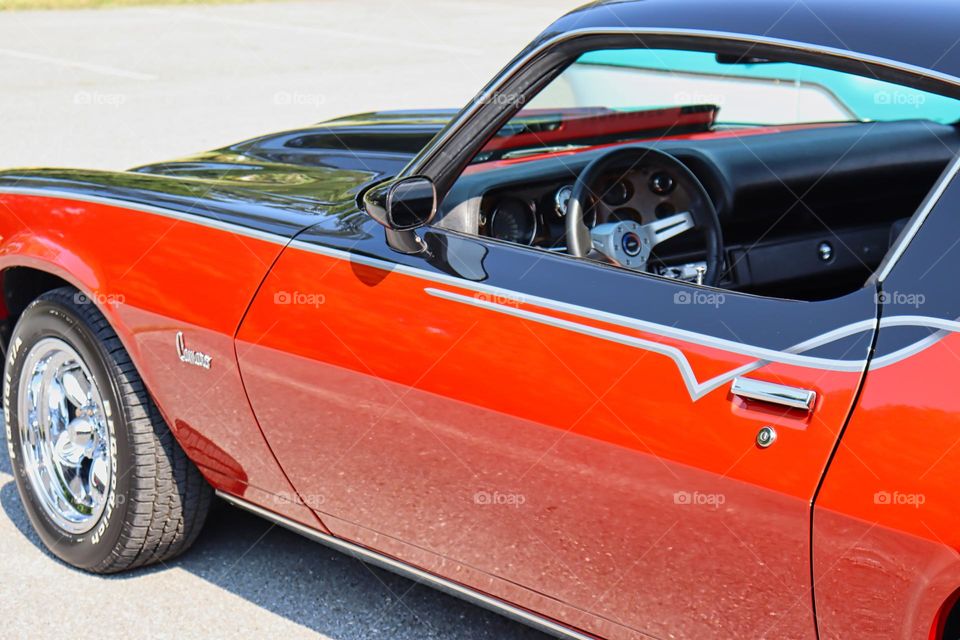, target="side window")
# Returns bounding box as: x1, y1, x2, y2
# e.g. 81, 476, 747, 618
440, 47, 960, 302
